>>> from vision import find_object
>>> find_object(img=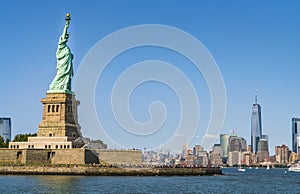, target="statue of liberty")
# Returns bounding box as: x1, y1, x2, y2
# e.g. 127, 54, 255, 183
49, 14, 74, 93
